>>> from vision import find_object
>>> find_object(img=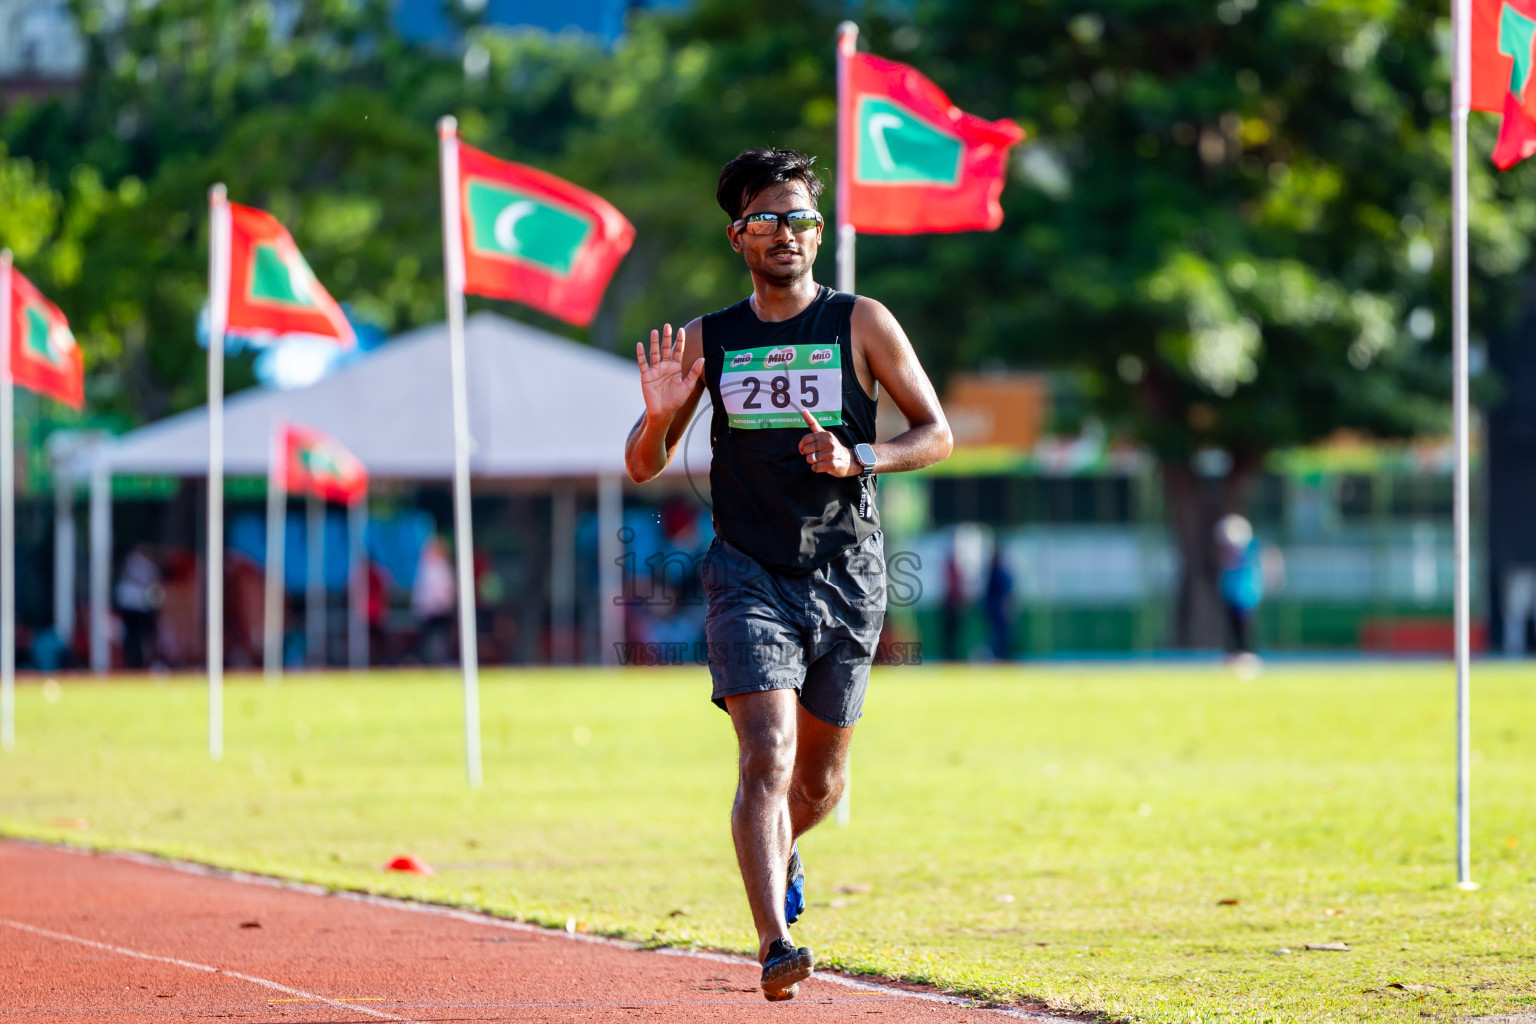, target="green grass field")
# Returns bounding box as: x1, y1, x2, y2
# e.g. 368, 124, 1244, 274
2, 664, 1533, 1023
